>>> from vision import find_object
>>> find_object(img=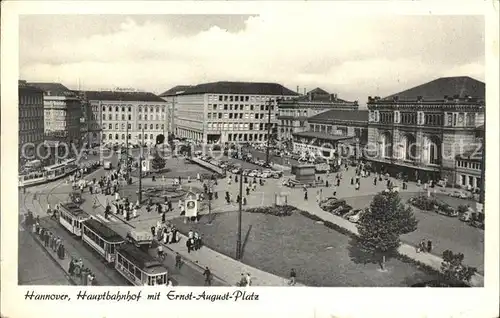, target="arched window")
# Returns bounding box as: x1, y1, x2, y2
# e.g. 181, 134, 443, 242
115, 134, 119, 140
102, 106, 106, 111
121, 107, 125, 112
405, 134, 417, 161
109, 134, 112, 140
428, 136, 441, 165
122, 134, 125, 140
150, 124, 153, 129
109, 106, 112, 111
115, 106, 118, 111
379, 132, 392, 158
139, 106, 142, 112
156, 106, 160, 112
